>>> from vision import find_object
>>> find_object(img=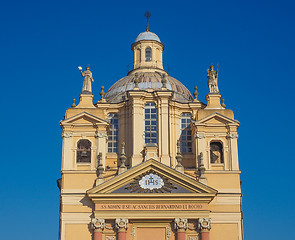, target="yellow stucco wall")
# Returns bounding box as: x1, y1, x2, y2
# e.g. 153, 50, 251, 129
65, 224, 92, 240
210, 223, 239, 240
